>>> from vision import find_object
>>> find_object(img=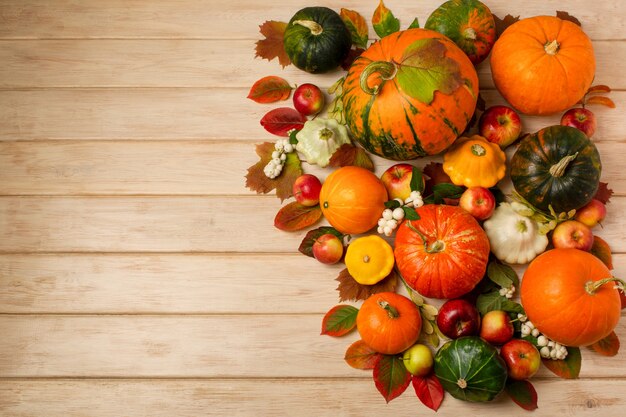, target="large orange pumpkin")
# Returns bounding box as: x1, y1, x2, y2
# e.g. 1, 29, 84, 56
394, 205, 490, 299
342, 28, 478, 160
356, 292, 422, 354
319, 166, 387, 234
490, 16, 595, 115
520, 248, 621, 347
